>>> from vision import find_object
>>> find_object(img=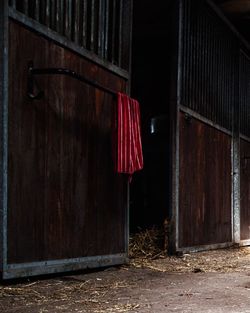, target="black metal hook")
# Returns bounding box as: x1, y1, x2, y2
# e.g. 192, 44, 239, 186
28, 61, 44, 100
184, 113, 192, 124
27, 61, 118, 100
